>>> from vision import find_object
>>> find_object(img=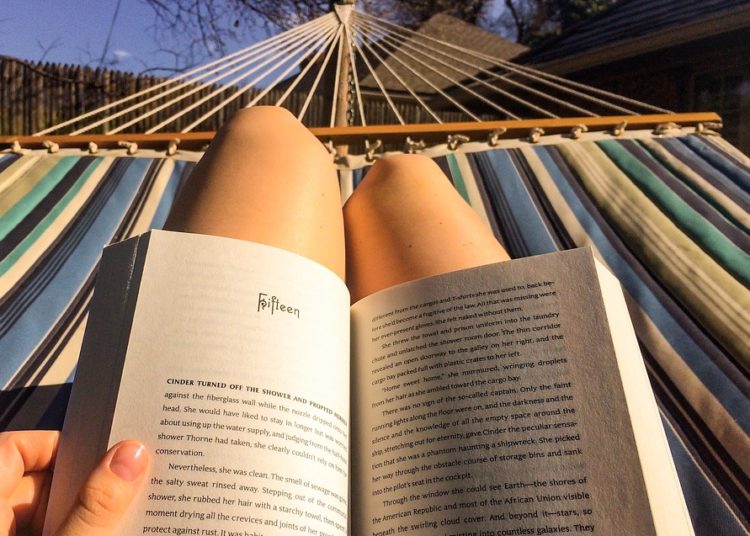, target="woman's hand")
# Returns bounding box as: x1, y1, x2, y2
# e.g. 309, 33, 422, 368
0, 431, 149, 535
